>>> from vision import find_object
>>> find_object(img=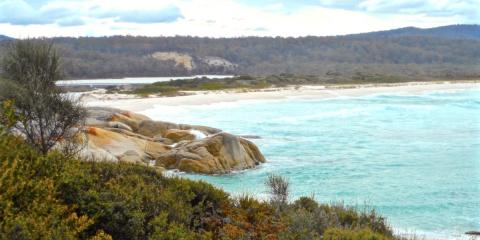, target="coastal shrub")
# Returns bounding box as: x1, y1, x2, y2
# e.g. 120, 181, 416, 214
0, 134, 92, 239
265, 174, 290, 205
293, 196, 319, 212
148, 212, 197, 240
281, 208, 320, 240
311, 204, 393, 238
323, 228, 392, 240
232, 194, 286, 239
58, 161, 189, 239
0, 100, 17, 131
56, 159, 238, 239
